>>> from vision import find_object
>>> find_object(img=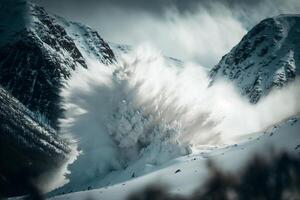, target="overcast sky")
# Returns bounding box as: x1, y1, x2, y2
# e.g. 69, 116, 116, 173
36, 0, 300, 68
